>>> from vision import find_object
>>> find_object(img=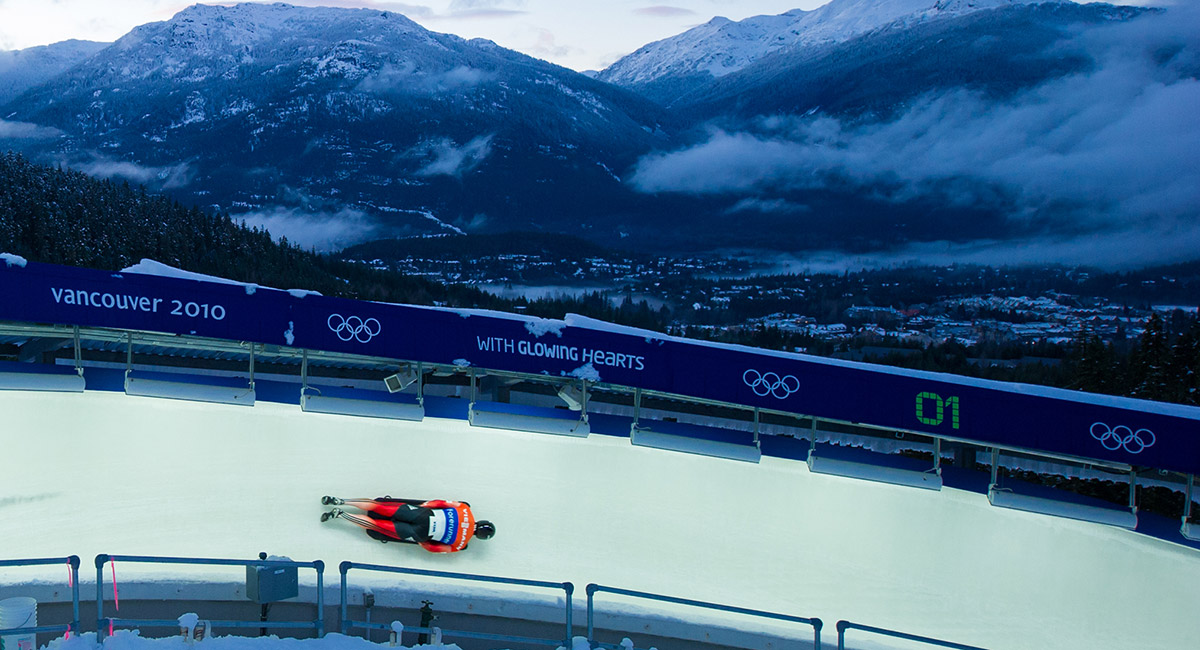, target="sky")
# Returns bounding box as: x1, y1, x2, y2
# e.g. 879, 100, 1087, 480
0, 0, 825, 72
